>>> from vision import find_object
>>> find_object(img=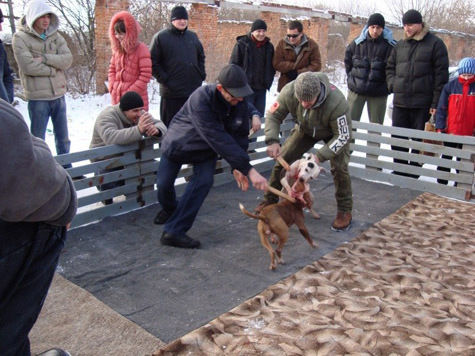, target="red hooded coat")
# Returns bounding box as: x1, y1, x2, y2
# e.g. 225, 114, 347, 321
108, 11, 152, 110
